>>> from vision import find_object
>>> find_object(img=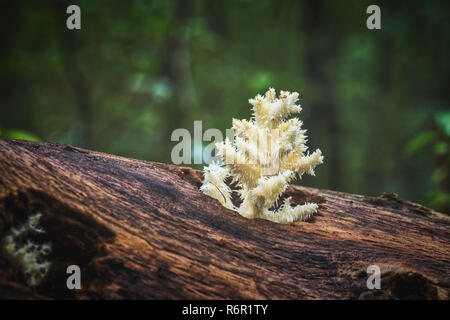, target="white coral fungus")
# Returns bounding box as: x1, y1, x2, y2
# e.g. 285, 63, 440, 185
2, 213, 52, 286
201, 88, 323, 224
